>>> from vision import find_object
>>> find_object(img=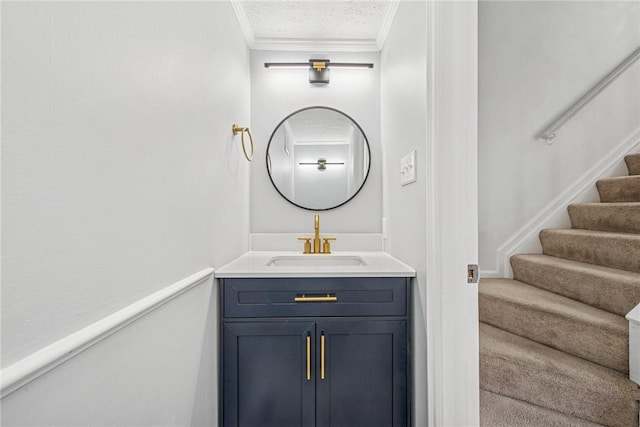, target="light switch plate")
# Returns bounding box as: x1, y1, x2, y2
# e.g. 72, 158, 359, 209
400, 150, 417, 186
